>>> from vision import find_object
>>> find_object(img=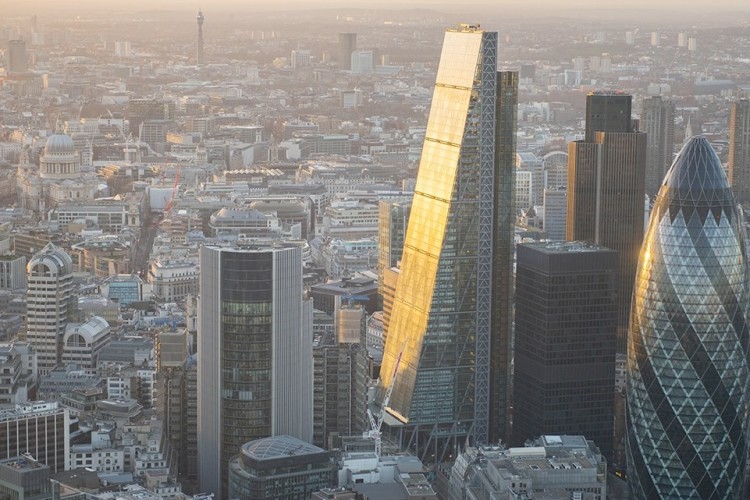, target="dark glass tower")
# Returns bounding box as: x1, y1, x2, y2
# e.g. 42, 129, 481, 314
585, 91, 631, 142
512, 241, 617, 459
641, 95, 675, 198
729, 99, 750, 206
627, 136, 750, 498
378, 25, 517, 459
338, 33, 357, 70
567, 92, 647, 353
